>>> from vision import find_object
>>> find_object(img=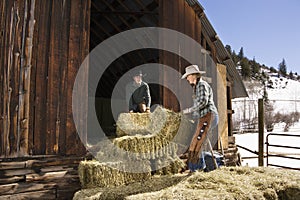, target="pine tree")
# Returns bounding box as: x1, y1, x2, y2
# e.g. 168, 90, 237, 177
270, 67, 277, 73
289, 71, 294, 79
278, 58, 287, 76
251, 57, 260, 77
238, 47, 244, 60
232, 50, 239, 65
225, 45, 232, 55
240, 58, 251, 79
